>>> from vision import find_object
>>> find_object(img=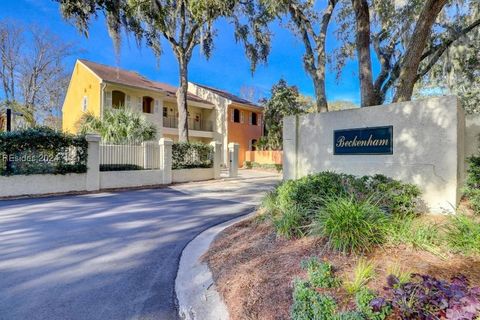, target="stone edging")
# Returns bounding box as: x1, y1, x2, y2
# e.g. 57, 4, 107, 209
175, 212, 254, 320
